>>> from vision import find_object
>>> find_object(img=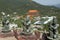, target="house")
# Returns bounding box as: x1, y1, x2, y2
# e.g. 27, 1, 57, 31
27, 10, 39, 19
